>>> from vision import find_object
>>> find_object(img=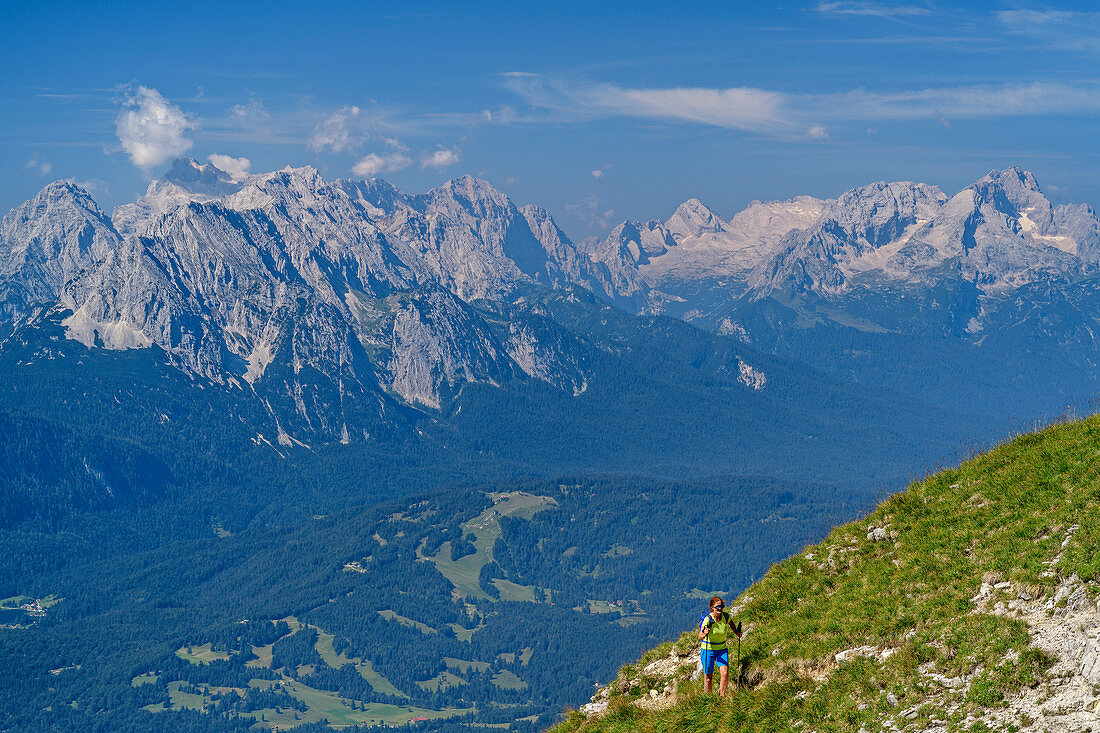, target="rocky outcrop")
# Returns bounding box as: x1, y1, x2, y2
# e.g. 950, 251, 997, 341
580, 643, 699, 718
